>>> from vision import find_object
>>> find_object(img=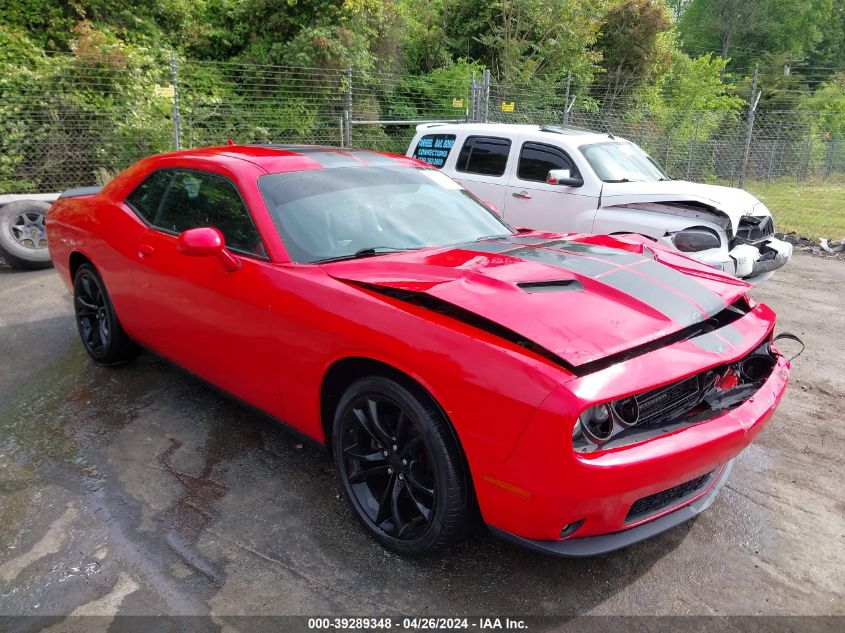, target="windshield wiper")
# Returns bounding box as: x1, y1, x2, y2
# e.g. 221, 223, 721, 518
313, 246, 419, 264
475, 233, 515, 242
